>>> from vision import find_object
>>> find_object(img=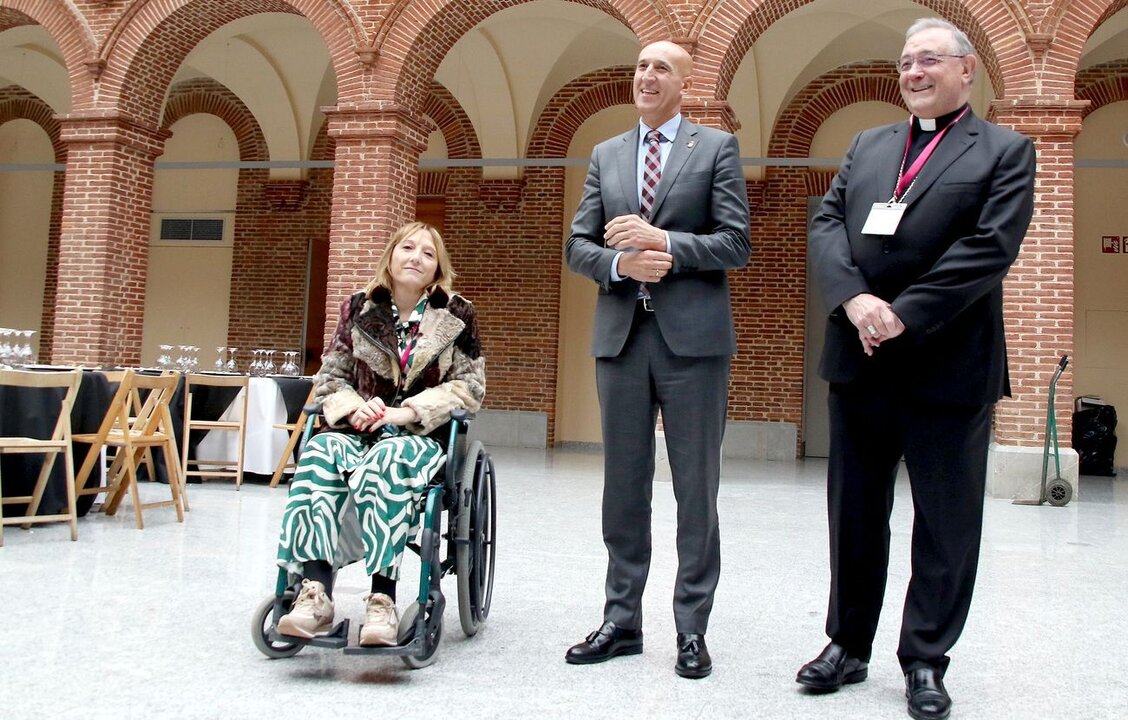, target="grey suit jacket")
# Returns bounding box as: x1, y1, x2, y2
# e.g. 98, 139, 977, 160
809, 110, 1036, 405
565, 119, 751, 358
